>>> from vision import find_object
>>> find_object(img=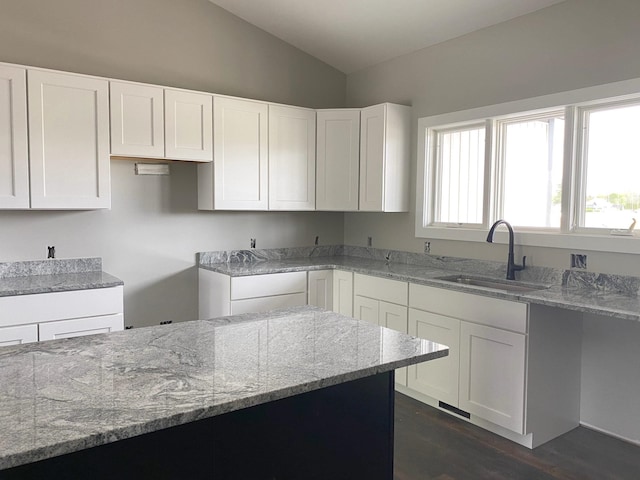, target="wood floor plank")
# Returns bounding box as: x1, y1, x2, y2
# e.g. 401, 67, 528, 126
394, 393, 640, 480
